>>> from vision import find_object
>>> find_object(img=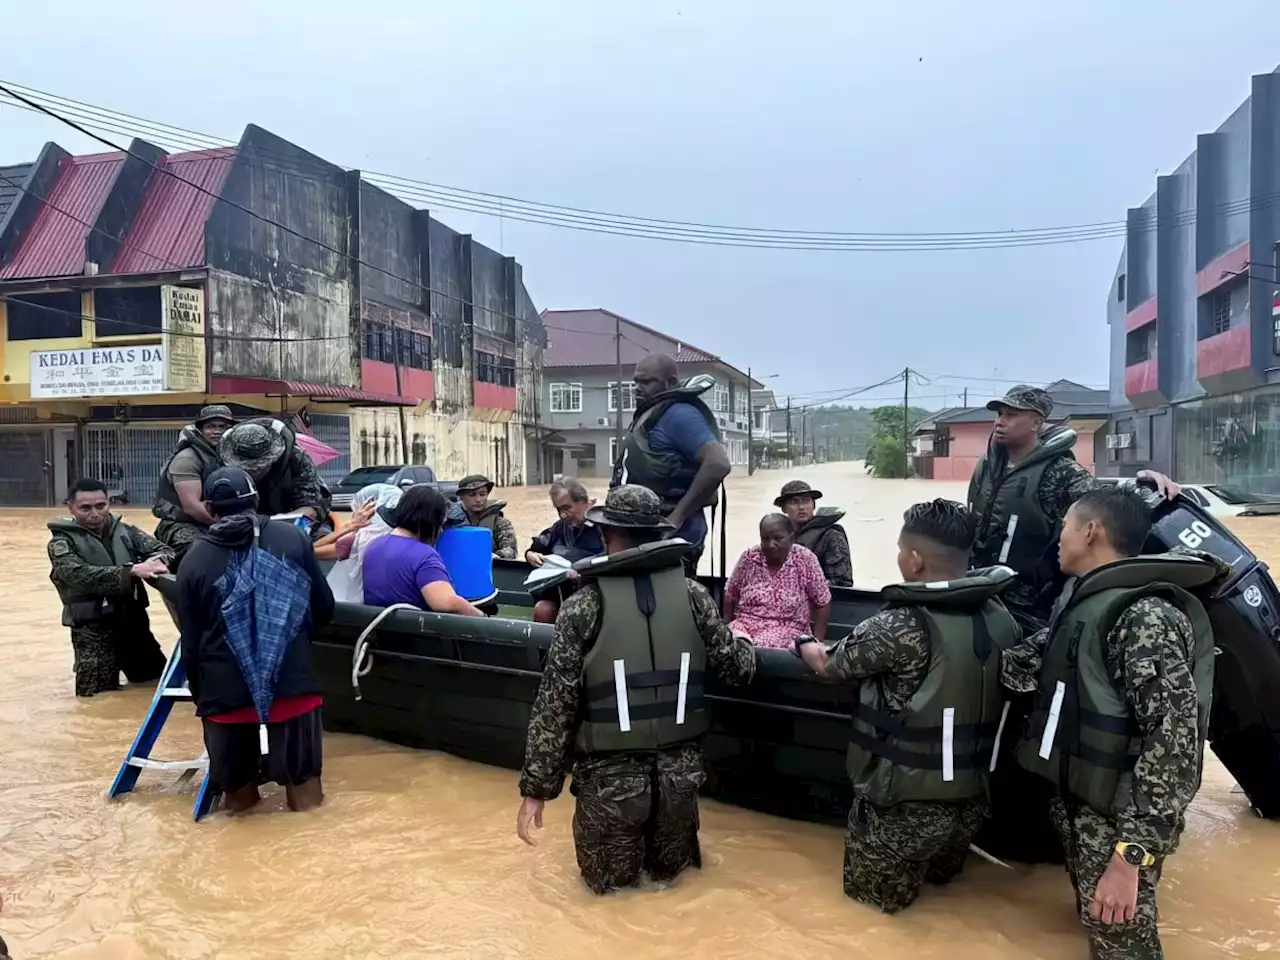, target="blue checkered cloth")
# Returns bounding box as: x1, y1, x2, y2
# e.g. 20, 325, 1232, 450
215, 524, 313, 724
